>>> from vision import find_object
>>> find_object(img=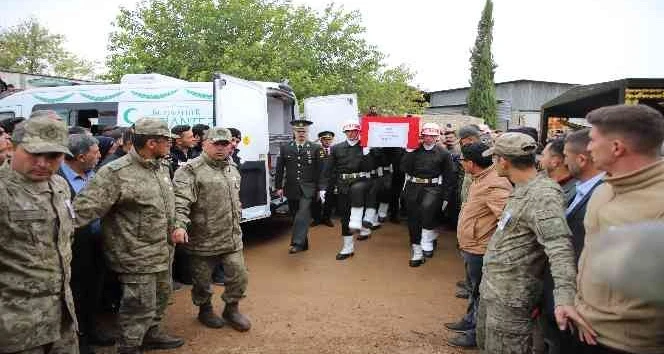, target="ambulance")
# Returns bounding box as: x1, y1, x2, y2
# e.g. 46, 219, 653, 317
0, 73, 299, 222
